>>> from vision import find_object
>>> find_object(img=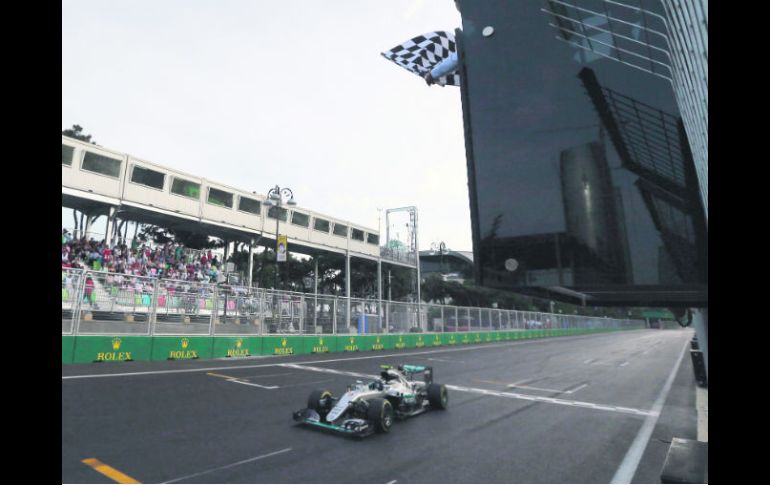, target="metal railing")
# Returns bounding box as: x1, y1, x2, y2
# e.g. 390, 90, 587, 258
379, 247, 417, 266
61, 268, 644, 336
